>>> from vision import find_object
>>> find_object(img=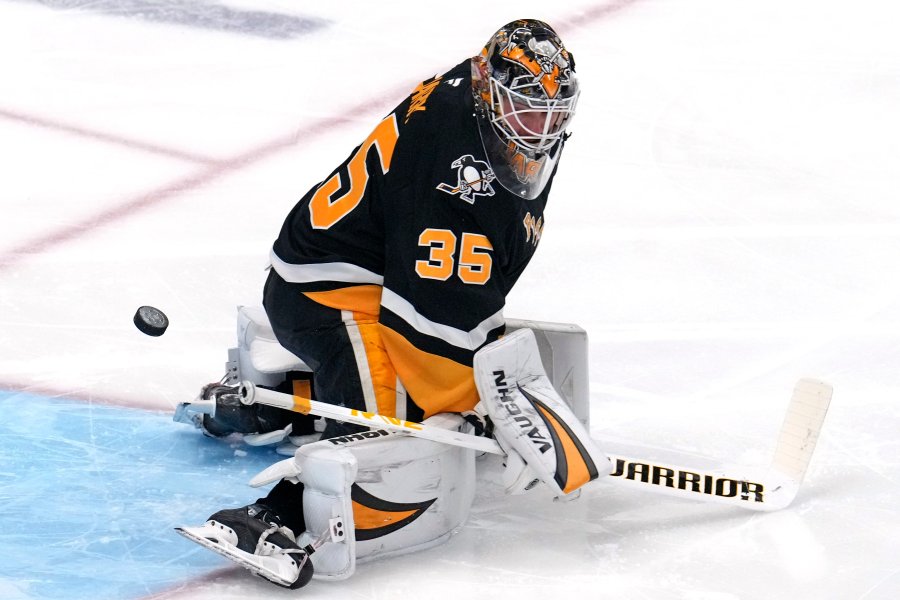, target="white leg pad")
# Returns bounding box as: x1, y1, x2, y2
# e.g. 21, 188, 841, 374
474, 328, 613, 497
294, 414, 476, 580
295, 443, 357, 580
